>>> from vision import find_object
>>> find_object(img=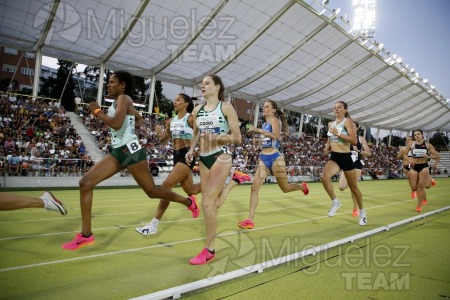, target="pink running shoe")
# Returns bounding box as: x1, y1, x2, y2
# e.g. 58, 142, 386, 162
238, 219, 254, 229
188, 195, 200, 218
301, 182, 309, 195
232, 170, 251, 184
190, 248, 215, 265
411, 191, 417, 199
351, 209, 359, 217
416, 206, 422, 213
62, 233, 95, 250
422, 199, 428, 205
